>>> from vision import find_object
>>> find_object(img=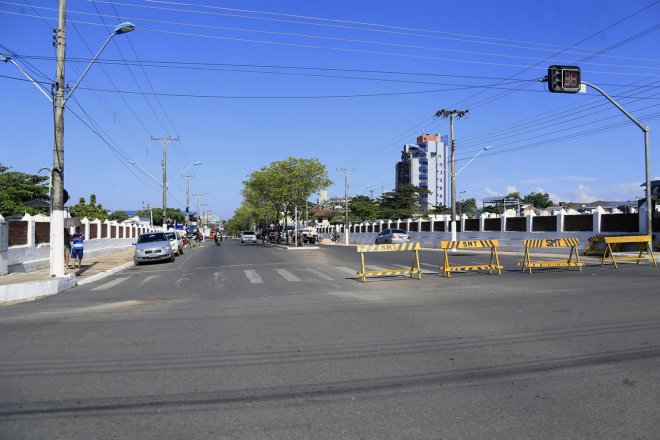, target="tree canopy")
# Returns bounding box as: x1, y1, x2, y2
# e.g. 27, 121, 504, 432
522, 191, 553, 209
0, 164, 49, 217
348, 195, 378, 221
134, 207, 184, 226
70, 194, 110, 221
376, 184, 430, 220
241, 157, 332, 237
